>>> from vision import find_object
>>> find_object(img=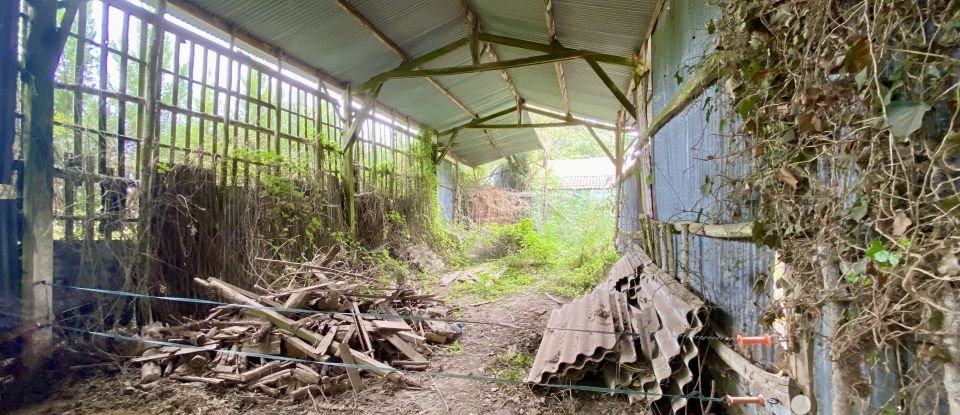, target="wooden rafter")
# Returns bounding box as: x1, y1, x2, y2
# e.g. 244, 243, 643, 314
586, 126, 616, 164
334, 0, 476, 119
478, 33, 636, 67
585, 57, 638, 121
542, 0, 570, 116
362, 51, 588, 83
483, 130, 509, 160
458, 0, 524, 105
468, 121, 585, 129
434, 129, 459, 164
438, 105, 517, 135
522, 105, 615, 131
